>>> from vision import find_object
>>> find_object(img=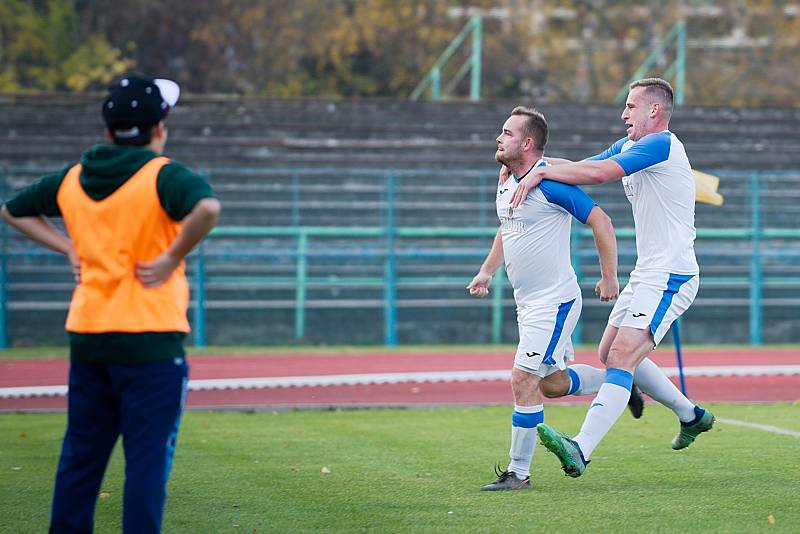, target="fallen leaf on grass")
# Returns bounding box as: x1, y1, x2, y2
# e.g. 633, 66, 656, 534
321, 466, 331, 474
99, 492, 111, 500
768, 514, 775, 525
